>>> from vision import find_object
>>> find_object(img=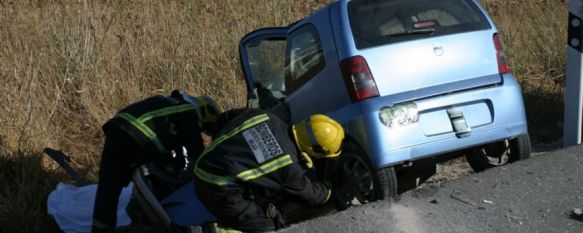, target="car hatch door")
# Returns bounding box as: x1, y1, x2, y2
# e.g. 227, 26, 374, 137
239, 27, 288, 109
